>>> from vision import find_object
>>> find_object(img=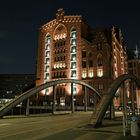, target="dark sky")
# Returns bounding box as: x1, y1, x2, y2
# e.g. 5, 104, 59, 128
0, 0, 140, 74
